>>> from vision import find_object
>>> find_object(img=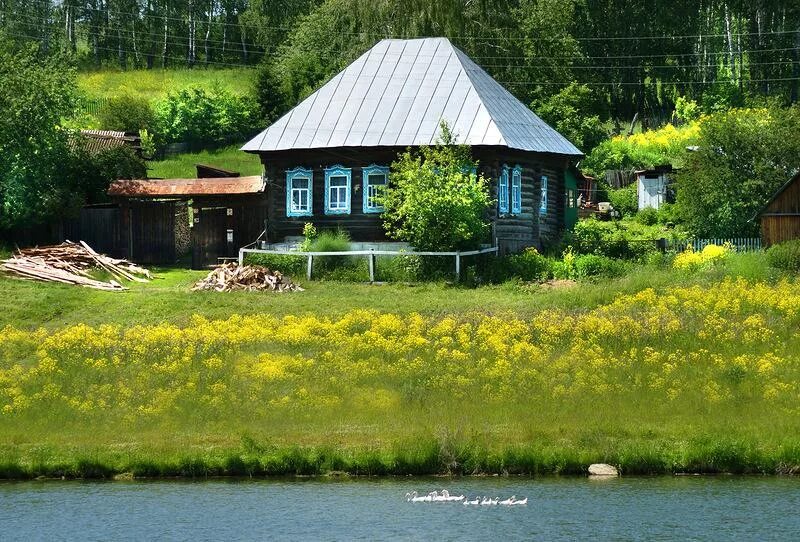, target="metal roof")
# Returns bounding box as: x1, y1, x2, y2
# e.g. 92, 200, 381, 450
242, 38, 582, 156
108, 176, 265, 198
